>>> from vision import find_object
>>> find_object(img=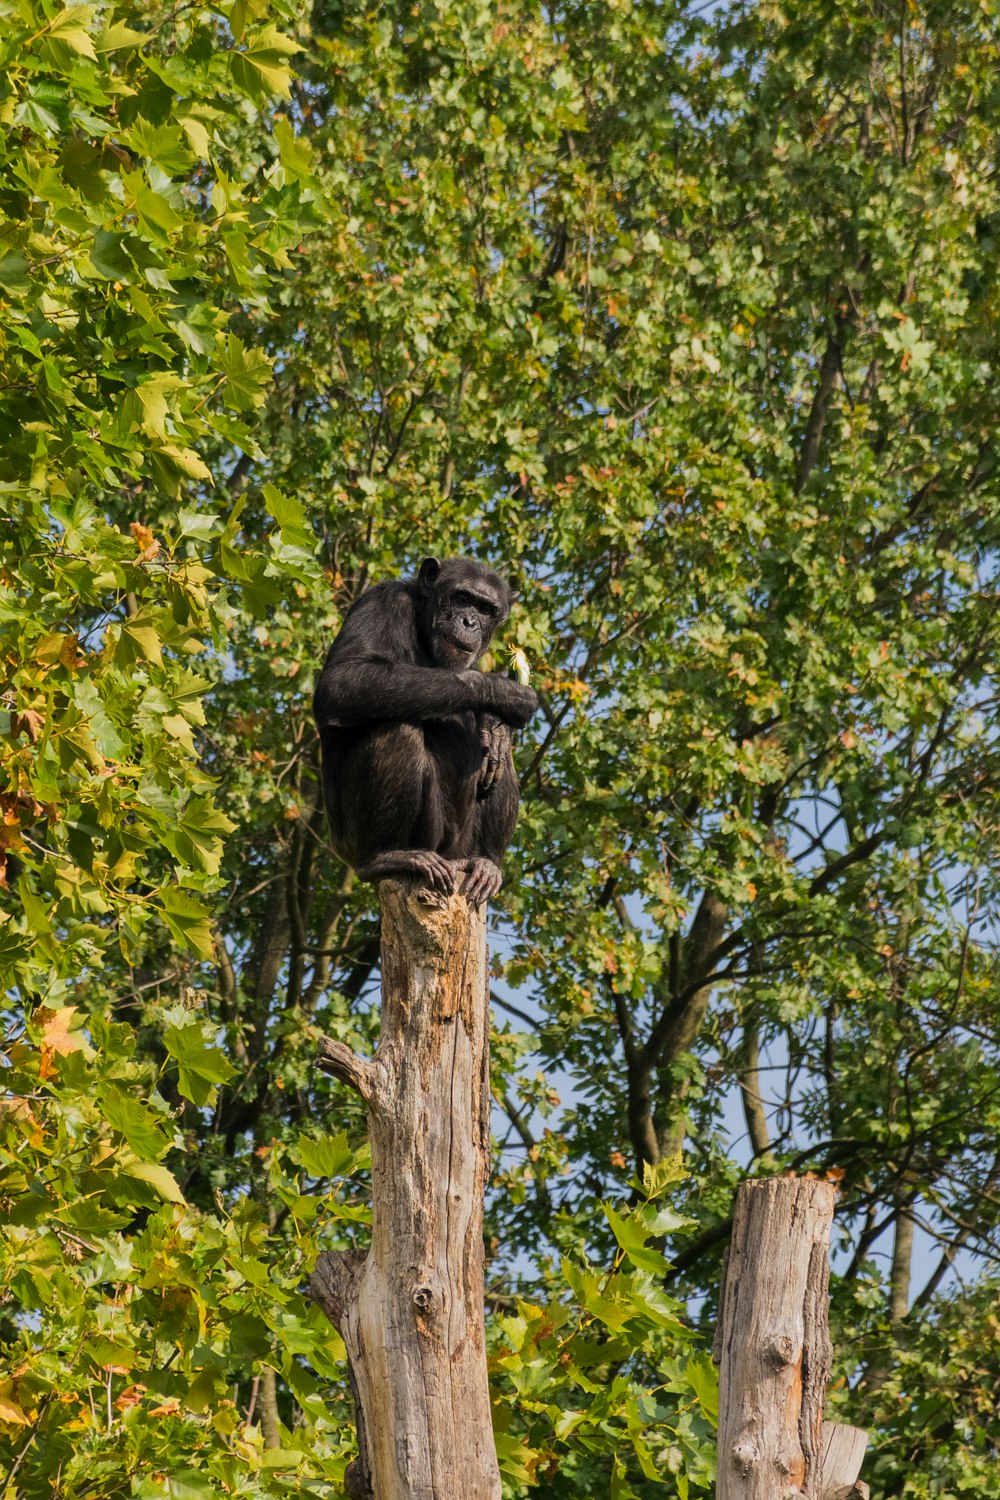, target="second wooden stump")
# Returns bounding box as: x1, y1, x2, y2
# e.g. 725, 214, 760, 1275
714, 1176, 867, 1500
